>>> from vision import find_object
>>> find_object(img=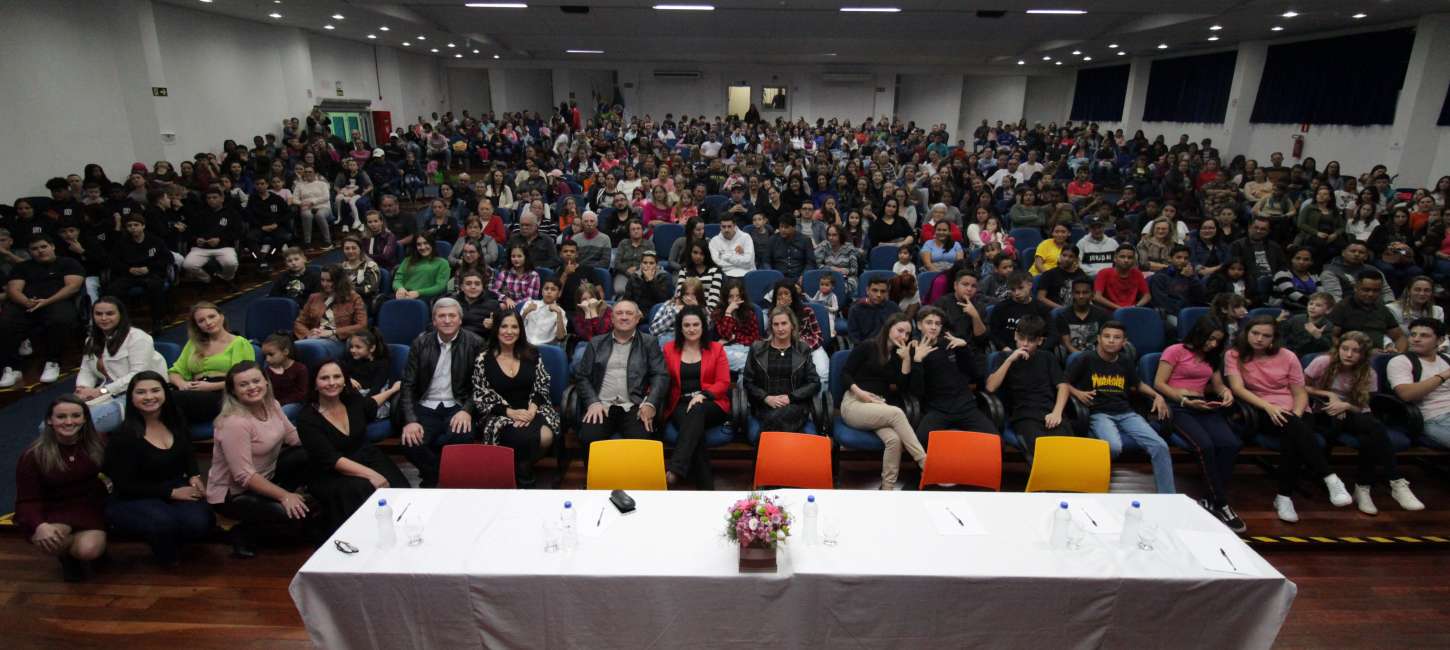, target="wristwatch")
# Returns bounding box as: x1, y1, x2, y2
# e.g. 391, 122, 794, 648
99, 387, 110, 396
